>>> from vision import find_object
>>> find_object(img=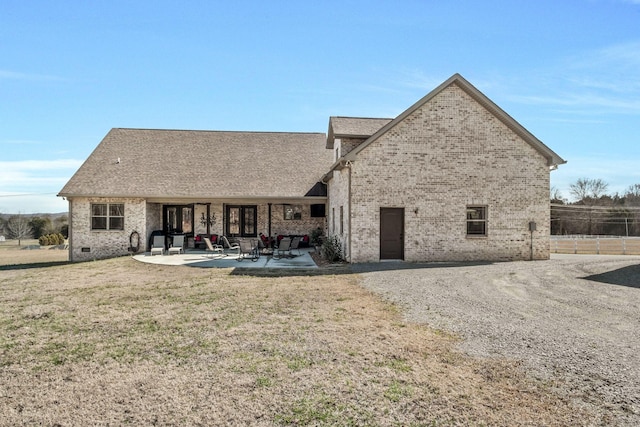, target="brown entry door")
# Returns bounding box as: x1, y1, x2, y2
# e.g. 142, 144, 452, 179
380, 208, 404, 260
